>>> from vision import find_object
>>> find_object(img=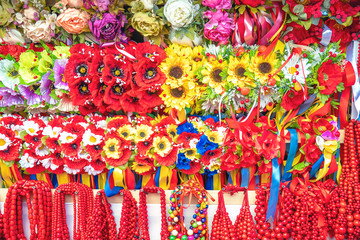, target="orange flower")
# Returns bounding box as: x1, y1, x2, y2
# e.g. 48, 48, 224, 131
56, 8, 90, 34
